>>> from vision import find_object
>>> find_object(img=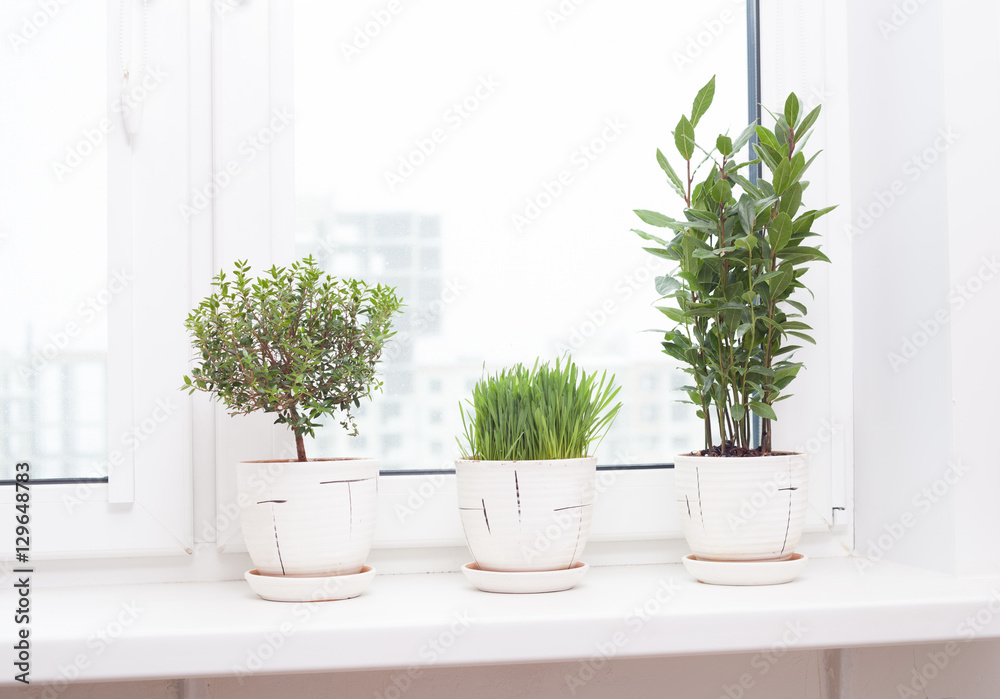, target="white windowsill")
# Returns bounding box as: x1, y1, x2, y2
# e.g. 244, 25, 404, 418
7, 557, 1000, 685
